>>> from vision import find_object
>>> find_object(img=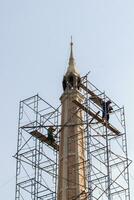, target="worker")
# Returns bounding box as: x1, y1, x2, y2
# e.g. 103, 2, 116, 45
102, 100, 113, 122
47, 126, 55, 144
